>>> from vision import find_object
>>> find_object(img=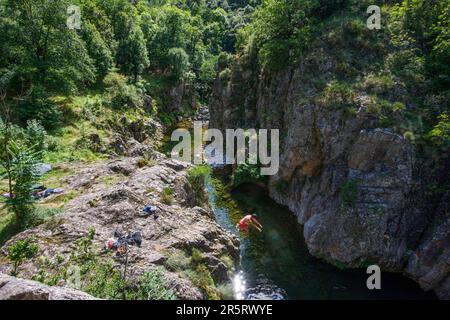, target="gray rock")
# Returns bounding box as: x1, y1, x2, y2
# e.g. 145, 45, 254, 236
0, 156, 239, 300
405, 192, 450, 300
108, 158, 136, 176
0, 273, 97, 300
